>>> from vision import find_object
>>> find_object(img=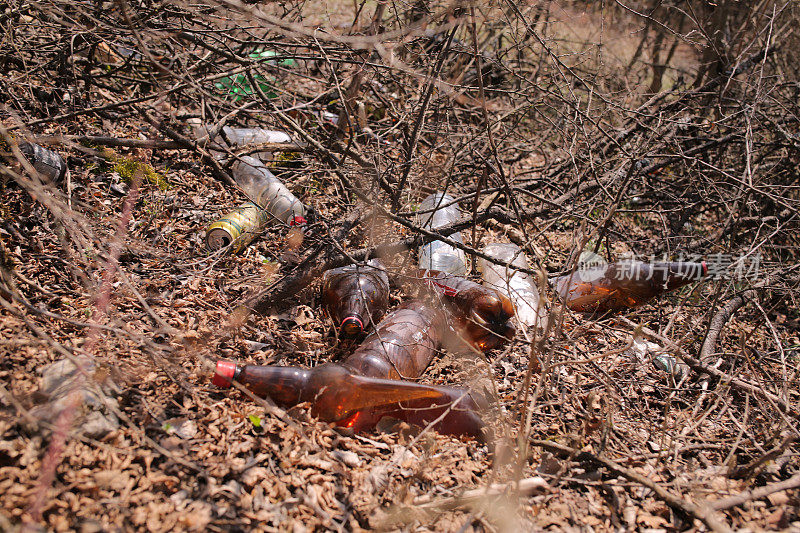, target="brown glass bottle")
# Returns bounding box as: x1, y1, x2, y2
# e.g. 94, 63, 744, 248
425, 273, 516, 351
212, 300, 488, 440
553, 261, 707, 313
321, 259, 389, 337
